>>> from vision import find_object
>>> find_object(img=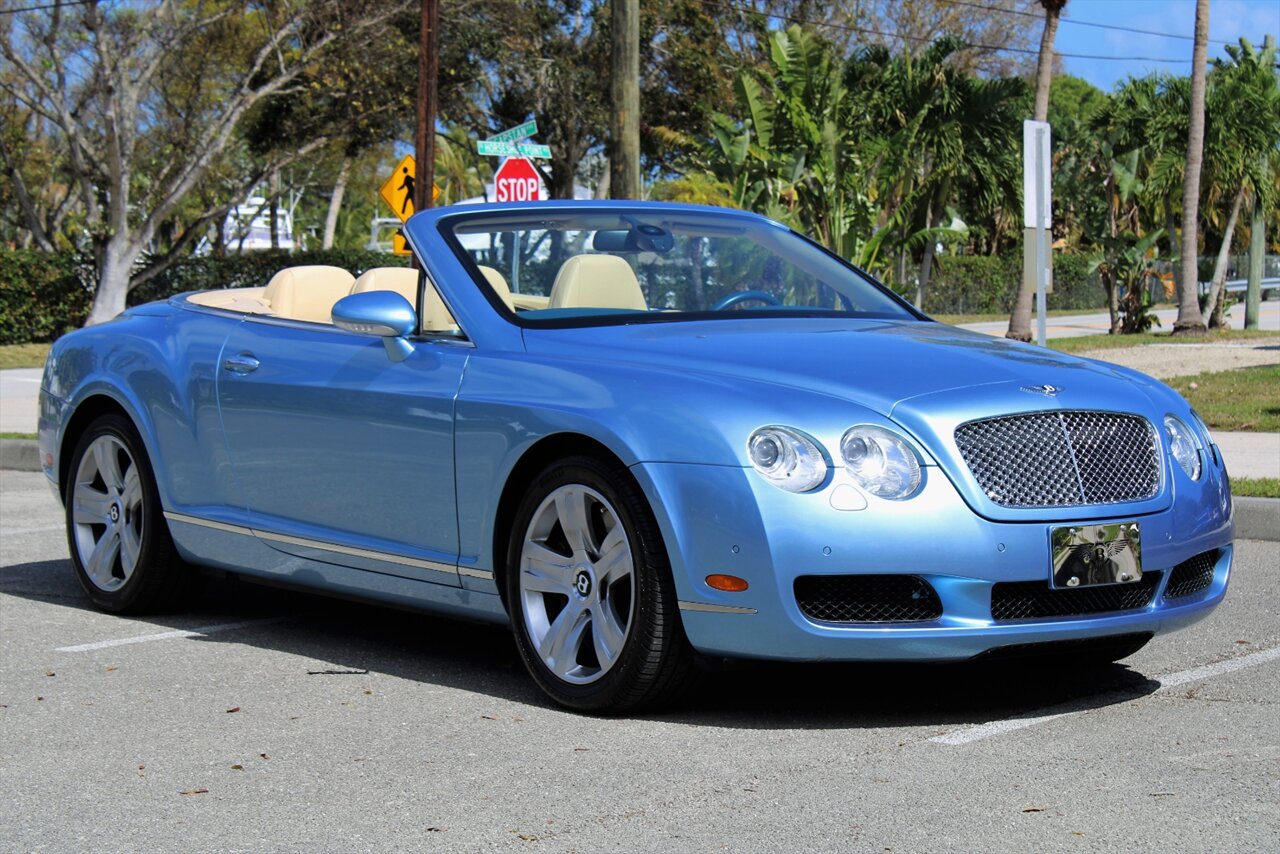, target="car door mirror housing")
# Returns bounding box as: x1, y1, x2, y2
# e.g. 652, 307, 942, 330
332, 291, 417, 362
